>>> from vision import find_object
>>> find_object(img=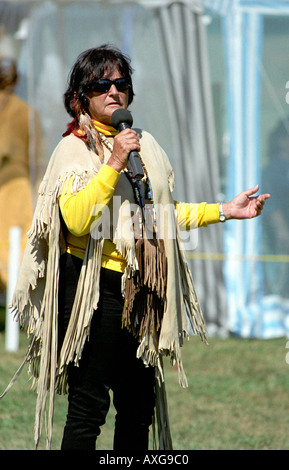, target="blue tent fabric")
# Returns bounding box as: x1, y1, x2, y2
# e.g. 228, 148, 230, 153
205, 0, 289, 337
222, 11, 264, 337
204, 0, 289, 14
